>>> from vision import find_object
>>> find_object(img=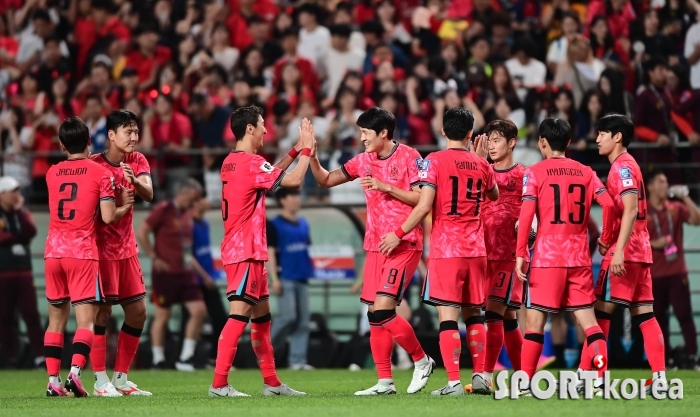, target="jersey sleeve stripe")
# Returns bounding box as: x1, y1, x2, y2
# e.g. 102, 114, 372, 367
409, 180, 422, 188
340, 164, 352, 180
595, 188, 608, 195
522, 196, 537, 201
620, 188, 638, 197
269, 171, 286, 193
418, 182, 437, 189
136, 172, 151, 177
100, 197, 116, 202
